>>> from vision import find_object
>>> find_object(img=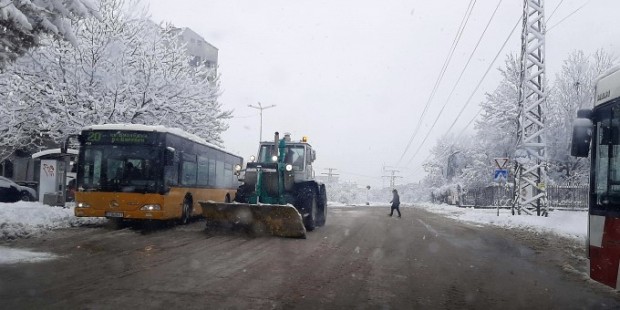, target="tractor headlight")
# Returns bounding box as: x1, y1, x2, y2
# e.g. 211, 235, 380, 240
271, 155, 278, 162
250, 155, 256, 162
77, 202, 91, 208
234, 164, 242, 172
285, 164, 293, 171
140, 204, 161, 211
